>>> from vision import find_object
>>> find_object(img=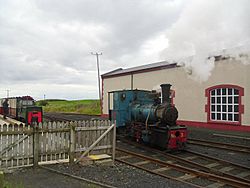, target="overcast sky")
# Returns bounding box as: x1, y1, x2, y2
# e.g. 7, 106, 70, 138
0, 0, 249, 100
